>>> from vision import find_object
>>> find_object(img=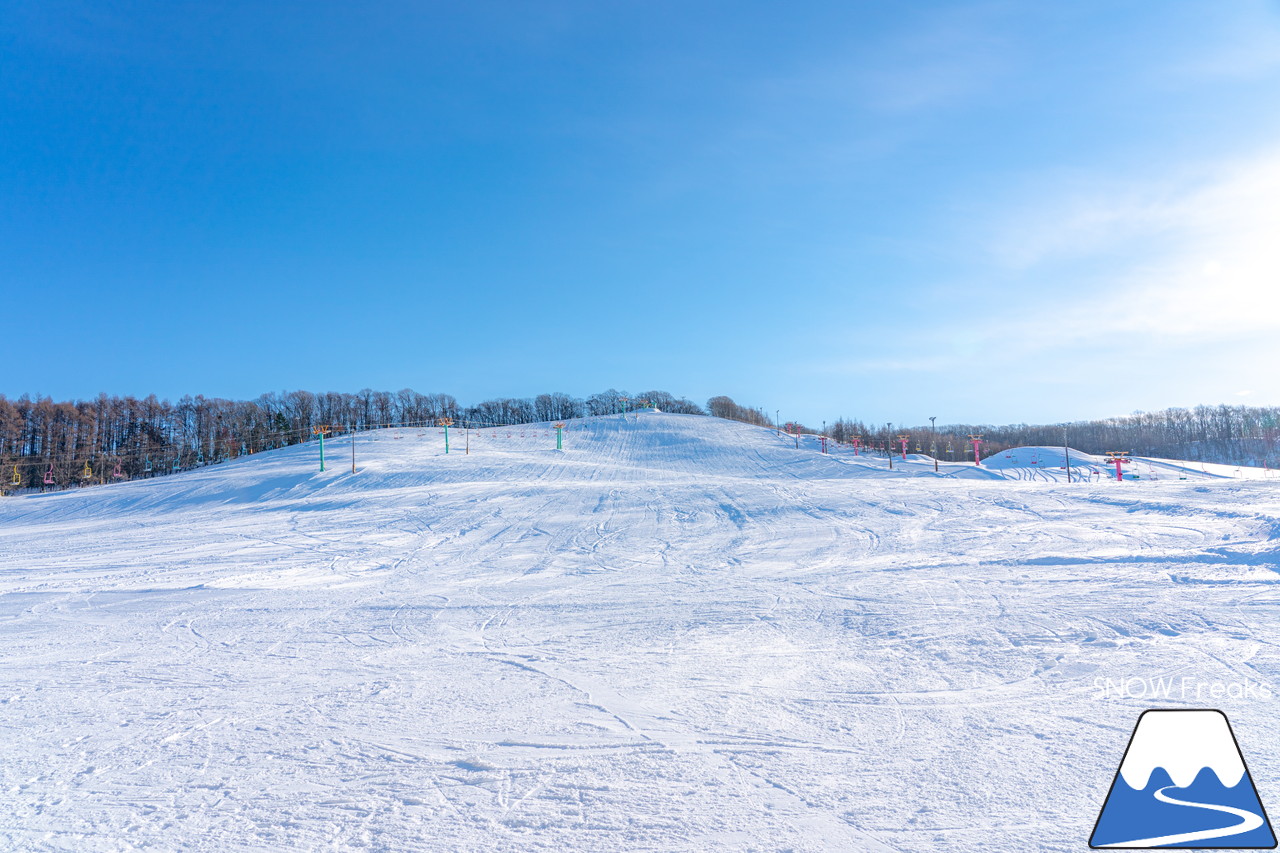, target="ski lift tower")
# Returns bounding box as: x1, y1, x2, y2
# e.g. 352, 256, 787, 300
897, 434, 910, 461
968, 434, 984, 466
1105, 451, 1131, 482
312, 425, 331, 471
438, 417, 454, 454
851, 435, 862, 456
